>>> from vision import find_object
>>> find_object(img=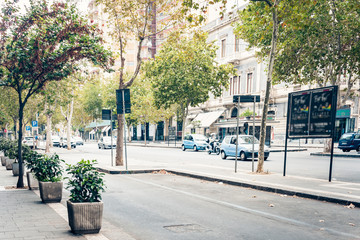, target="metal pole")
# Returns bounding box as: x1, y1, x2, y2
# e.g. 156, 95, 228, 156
235, 98, 240, 173
329, 136, 335, 182
283, 136, 288, 176
252, 97, 255, 172
110, 110, 113, 166
168, 126, 170, 147
122, 91, 128, 170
